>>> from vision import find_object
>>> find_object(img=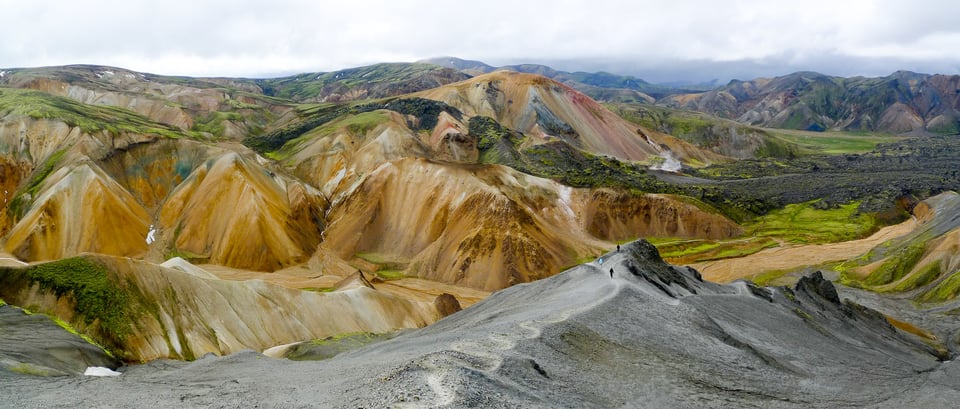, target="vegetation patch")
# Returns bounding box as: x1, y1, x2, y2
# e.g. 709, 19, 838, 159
0, 88, 186, 138
919, 270, 960, 303
191, 111, 242, 138
862, 240, 928, 286
765, 129, 903, 155
374, 270, 405, 281
359, 98, 462, 131
747, 200, 879, 244
609, 103, 802, 159
354, 253, 407, 271
8, 148, 66, 218
889, 262, 941, 293
19, 257, 132, 344
652, 237, 777, 264
287, 331, 399, 361
749, 270, 793, 287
